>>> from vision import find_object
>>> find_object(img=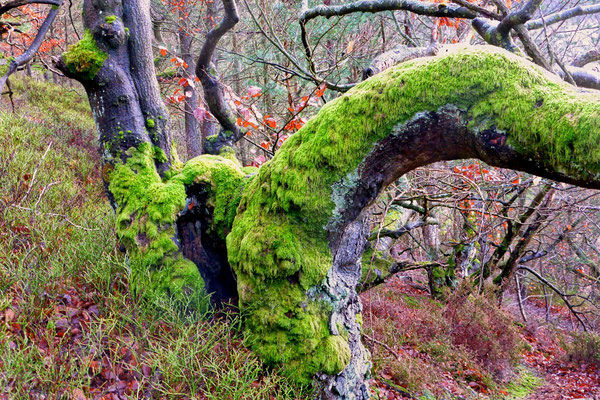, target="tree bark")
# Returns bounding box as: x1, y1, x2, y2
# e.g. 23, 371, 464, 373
178, 10, 202, 158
